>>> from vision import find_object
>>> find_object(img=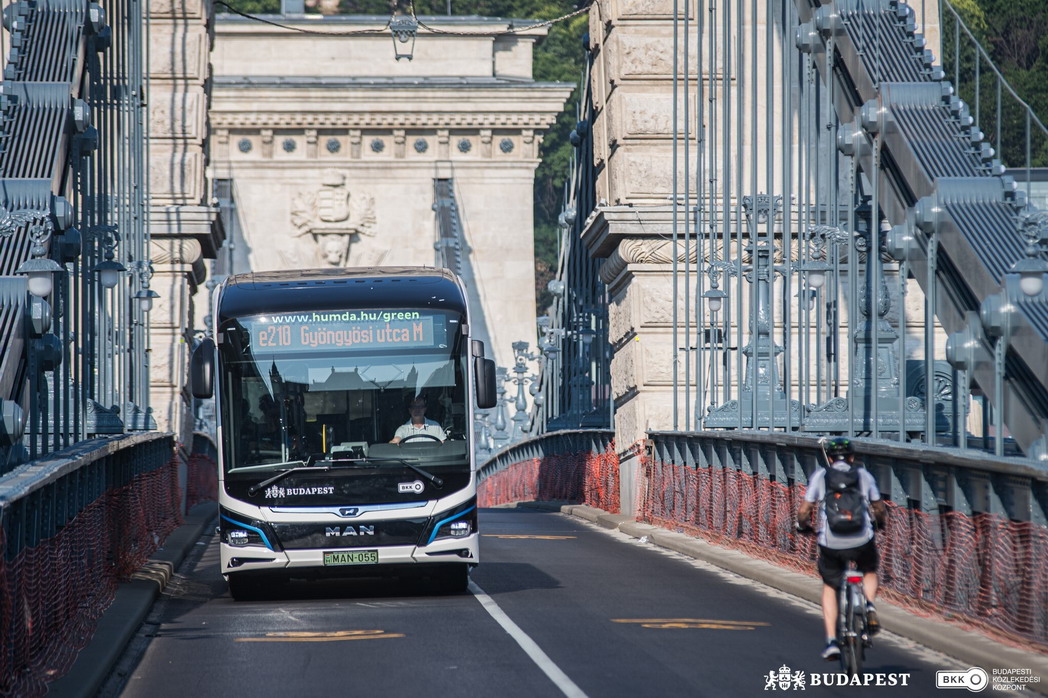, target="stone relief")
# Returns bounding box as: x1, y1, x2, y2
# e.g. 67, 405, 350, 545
640, 280, 686, 326
618, 0, 677, 17
290, 170, 377, 266
611, 340, 638, 399
621, 94, 691, 136
614, 401, 642, 446
149, 150, 203, 203
617, 35, 696, 78
149, 92, 203, 140
643, 340, 674, 384
608, 291, 634, 345
618, 36, 672, 76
